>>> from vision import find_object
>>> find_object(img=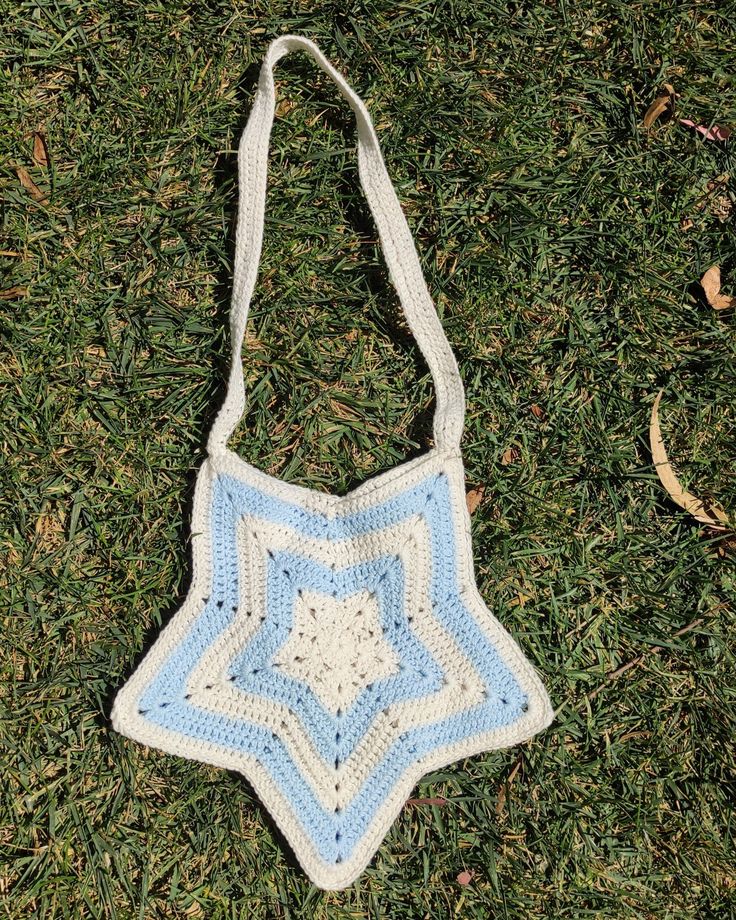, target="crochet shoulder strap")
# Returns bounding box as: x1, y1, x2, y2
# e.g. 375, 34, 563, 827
208, 35, 466, 455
